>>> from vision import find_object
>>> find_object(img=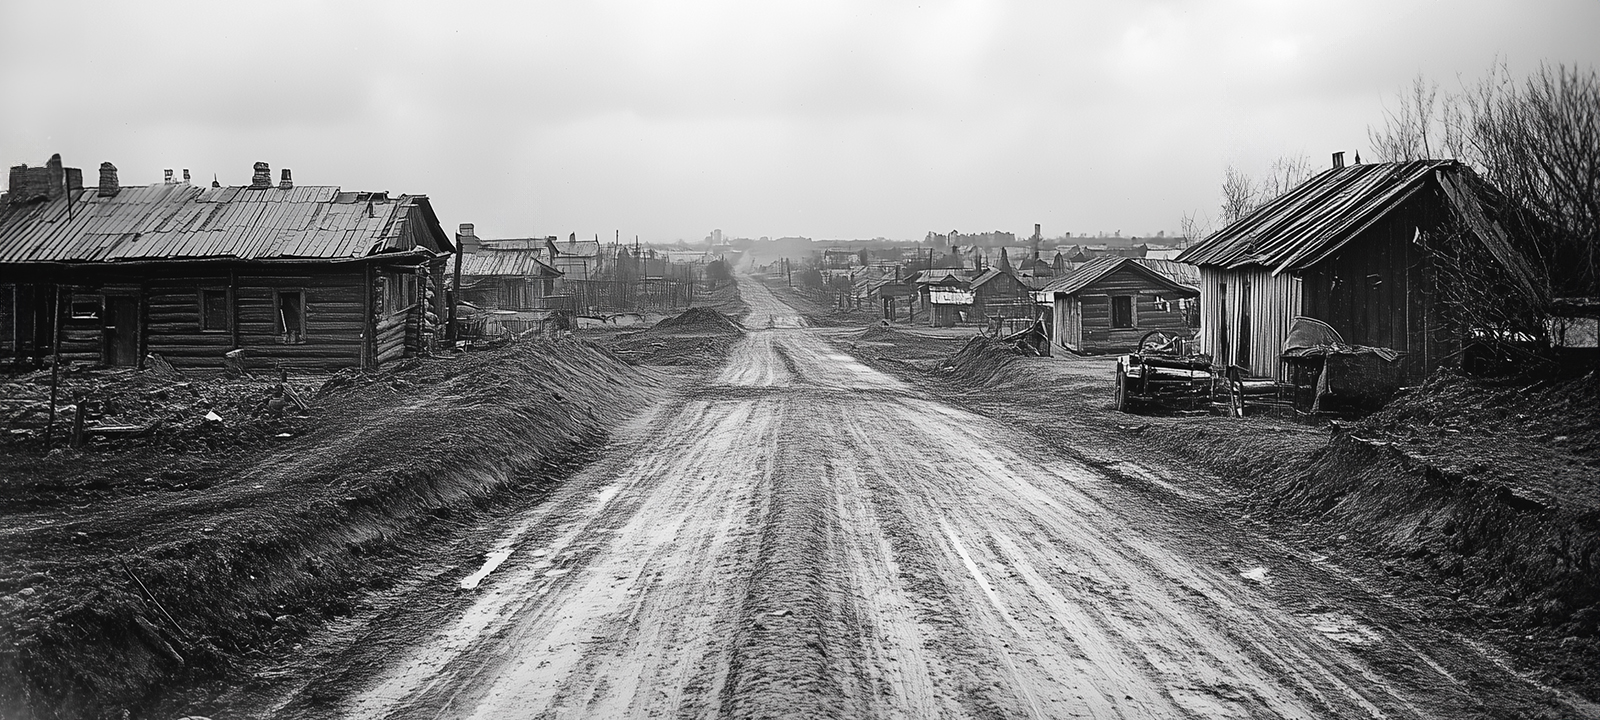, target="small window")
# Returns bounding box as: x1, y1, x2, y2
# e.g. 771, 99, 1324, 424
276, 290, 306, 344
1111, 295, 1135, 329
385, 273, 417, 313
70, 295, 101, 319
200, 289, 230, 332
